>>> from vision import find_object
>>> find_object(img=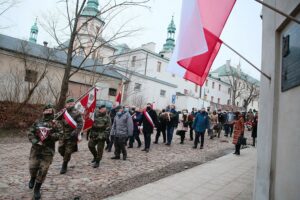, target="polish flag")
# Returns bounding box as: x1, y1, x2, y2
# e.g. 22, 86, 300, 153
168, 0, 236, 86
